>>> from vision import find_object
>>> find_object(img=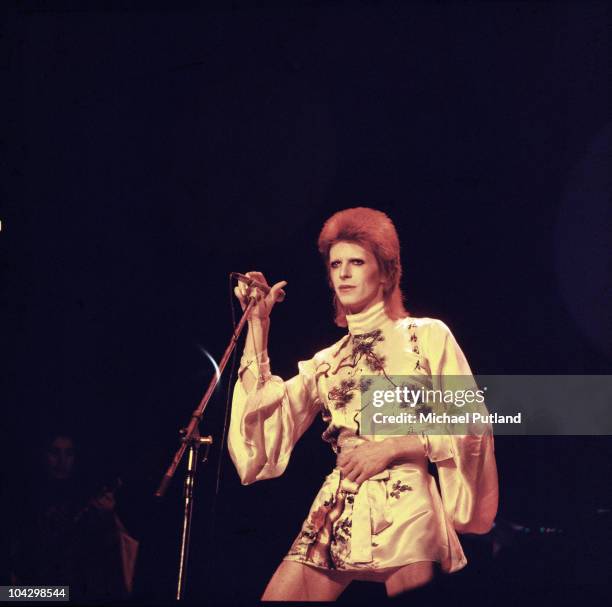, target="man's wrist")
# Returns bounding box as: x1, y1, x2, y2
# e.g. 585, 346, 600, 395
383, 435, 422, 464
381, 437, 402, 465
248, 316, 270, 327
